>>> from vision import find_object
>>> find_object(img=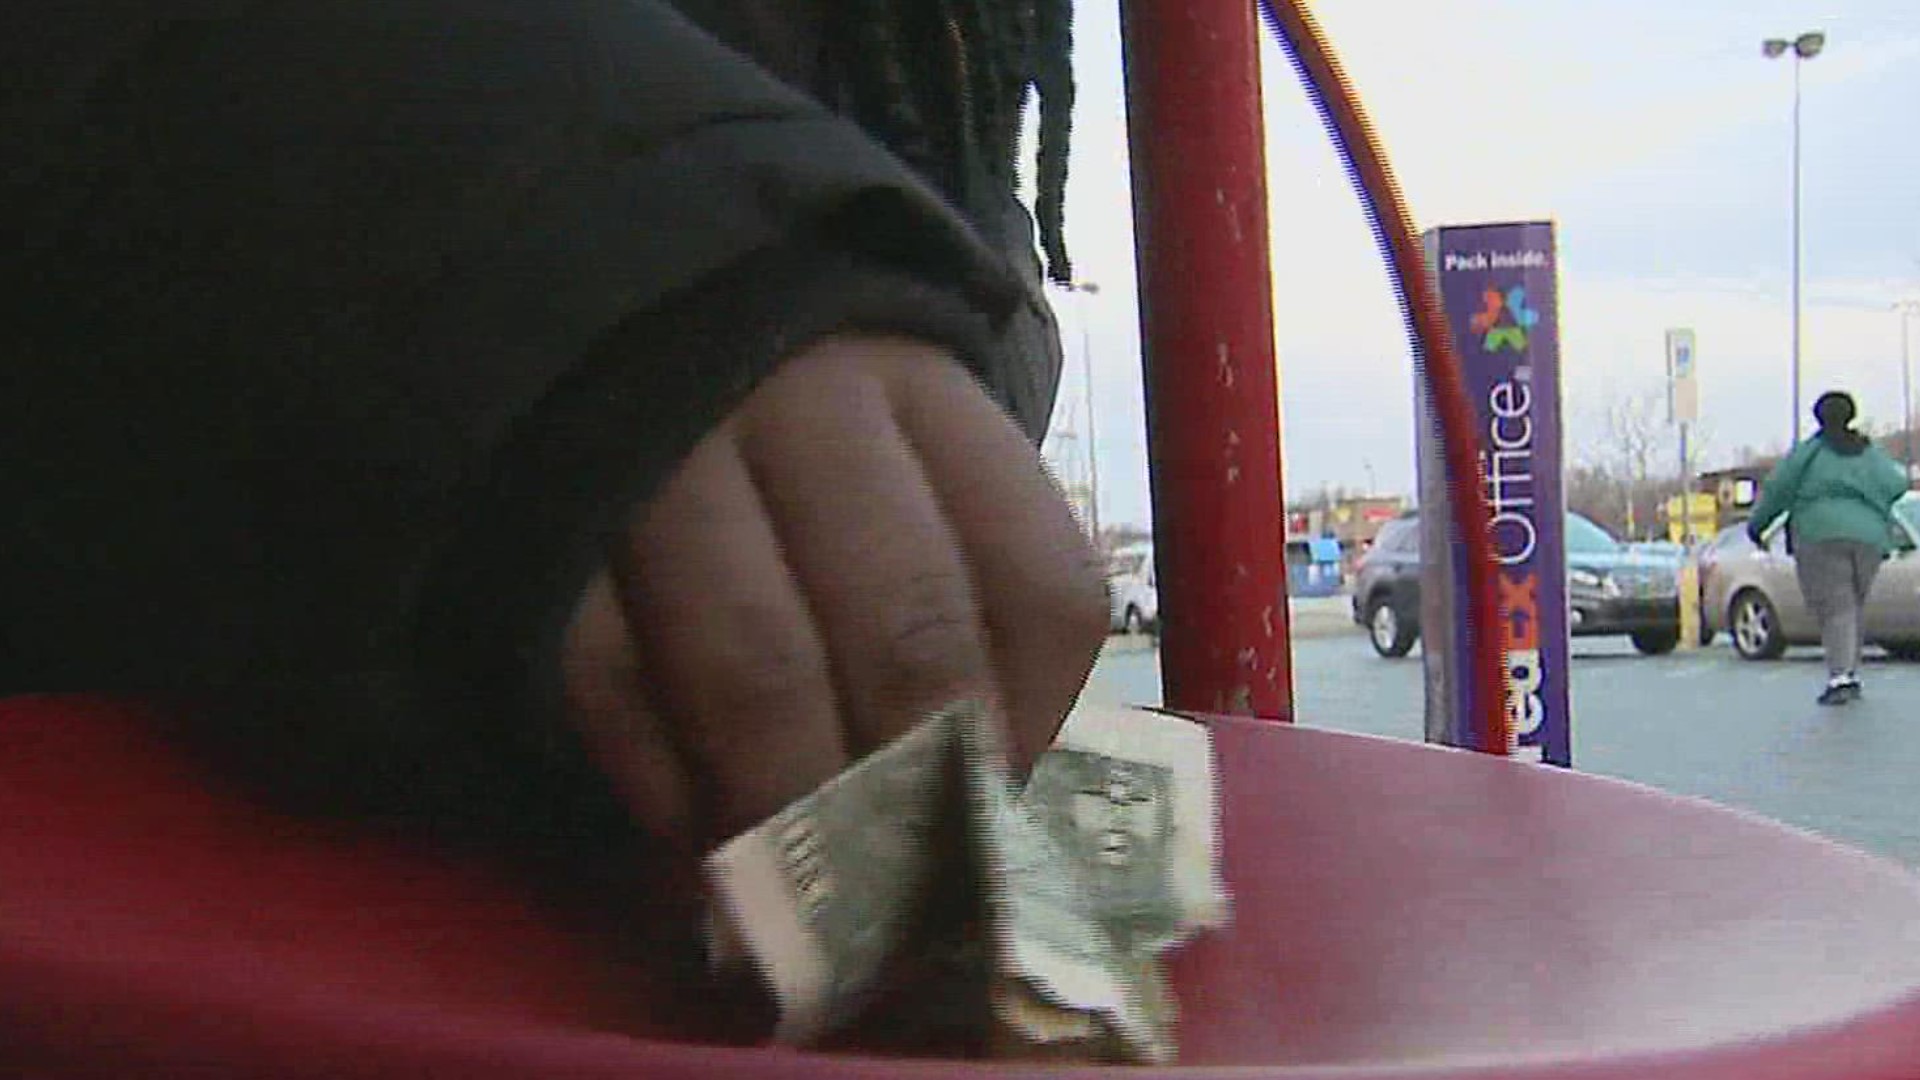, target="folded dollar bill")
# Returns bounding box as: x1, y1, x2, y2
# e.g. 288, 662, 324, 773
958, 704, 1174, 1061
703, 712, 958, 1044
704, 701, 1229, 1062
1033, 705, 1232, 948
